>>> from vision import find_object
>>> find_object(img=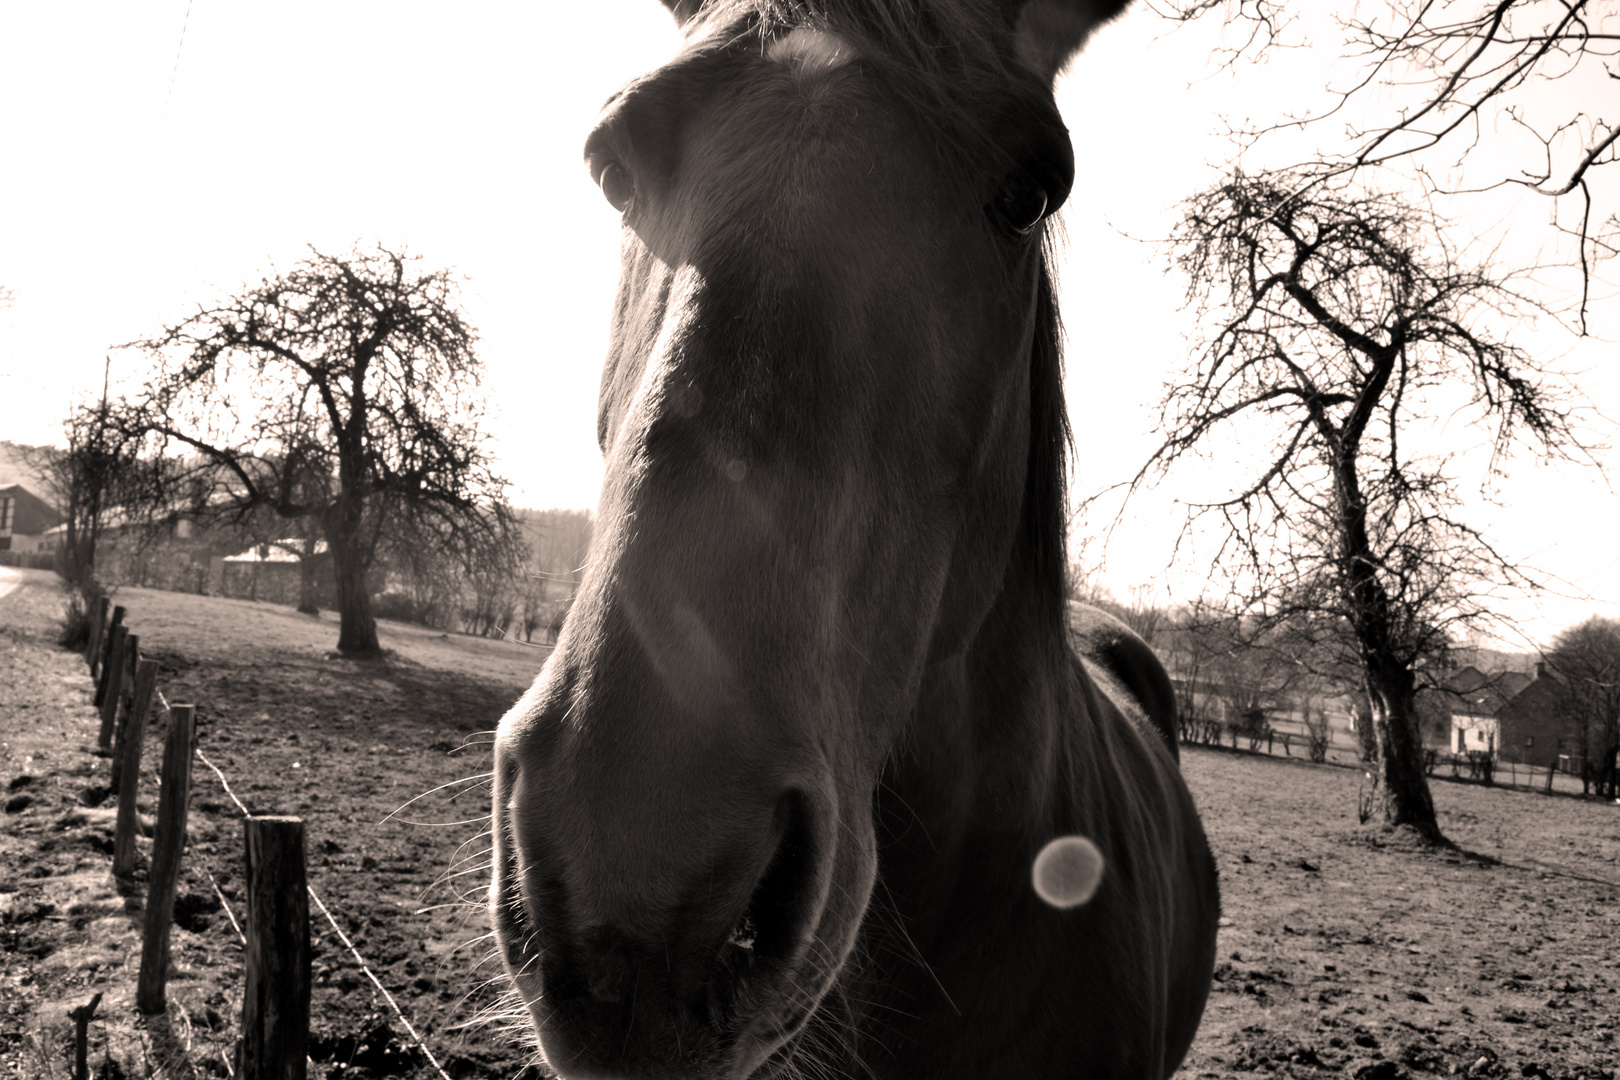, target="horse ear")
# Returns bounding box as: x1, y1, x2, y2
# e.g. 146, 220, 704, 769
1003, 0, 1132, 85
658, 0, 705, 23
